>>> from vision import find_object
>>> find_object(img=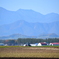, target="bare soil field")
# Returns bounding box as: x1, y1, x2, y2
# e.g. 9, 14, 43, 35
0, 46, 59, 58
